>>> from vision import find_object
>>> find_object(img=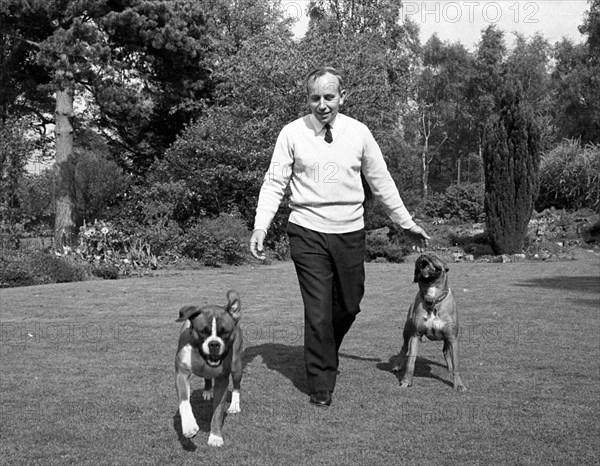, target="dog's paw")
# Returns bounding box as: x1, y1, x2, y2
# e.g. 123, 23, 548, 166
207, 433, 224, 447
455, 383, 467, 392
202, 389, 213, 401
181, 419, 199, 439
400, 380, 412, 388
227, 403, 241, 414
